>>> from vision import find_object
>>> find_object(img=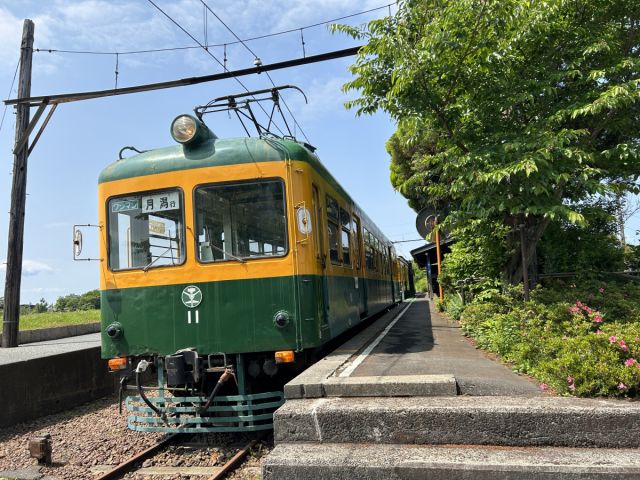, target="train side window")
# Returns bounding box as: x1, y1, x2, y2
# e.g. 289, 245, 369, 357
363, 228, 373, 272
340, 207, 351, 267
194, 179, 287, 262
326, 195, 340, 264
